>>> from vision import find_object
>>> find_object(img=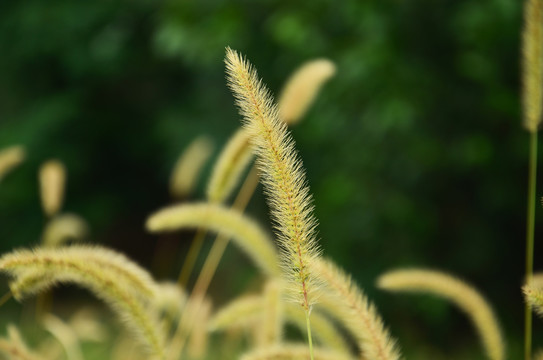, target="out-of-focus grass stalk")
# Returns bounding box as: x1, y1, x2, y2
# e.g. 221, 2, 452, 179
522, 0, 543, 357
166, 166, 259, 359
